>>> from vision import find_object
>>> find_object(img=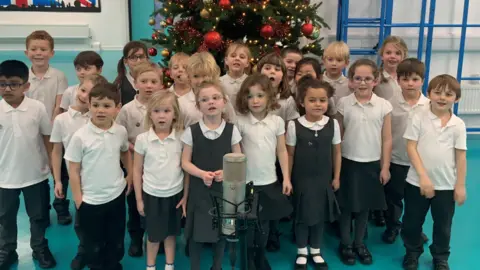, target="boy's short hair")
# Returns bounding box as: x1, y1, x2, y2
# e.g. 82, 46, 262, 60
74, 51, 104, 69
397, 58, 425, 80
132, 62, 160, 80
82, 74, 109, 87
89, 83, 121, 105
281, 46, 302, 58
26, 30, 54, 50
427, 74, 461, 99
295, 57, 323, 78
168, 52, 190, 68
323, 41, 350, 61
0, 60, 29, 82
186, 52, 221, 81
